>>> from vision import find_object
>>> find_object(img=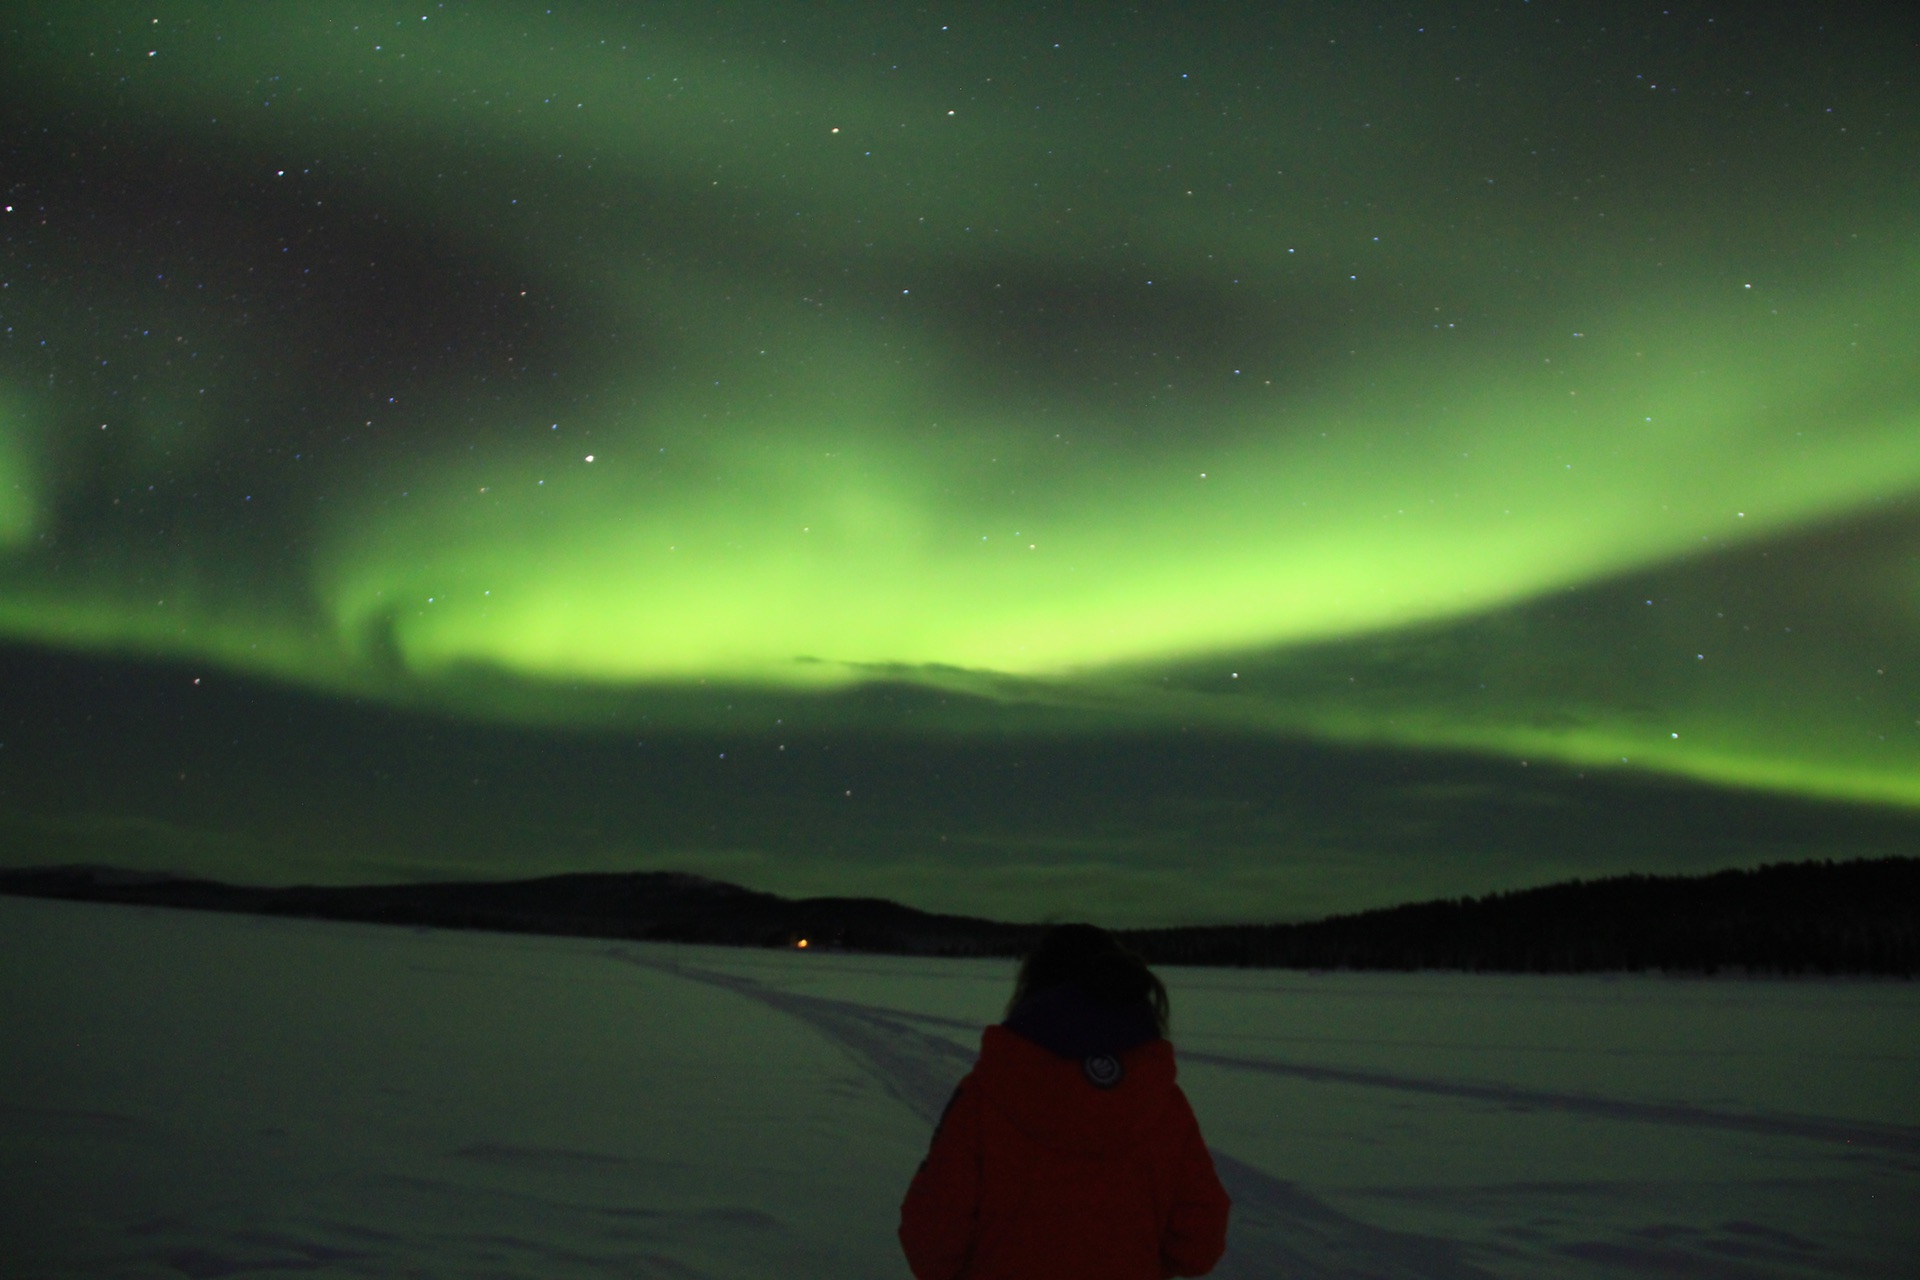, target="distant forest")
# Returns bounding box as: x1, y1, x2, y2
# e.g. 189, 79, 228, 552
2, 857, 1914, 977
1124, 858, 1919, 977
